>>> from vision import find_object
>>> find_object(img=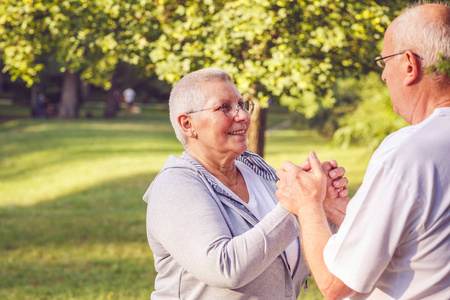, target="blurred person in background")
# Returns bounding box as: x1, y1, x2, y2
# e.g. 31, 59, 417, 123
123, 87, 136, 112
